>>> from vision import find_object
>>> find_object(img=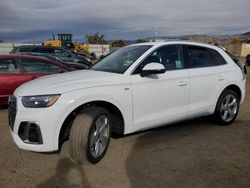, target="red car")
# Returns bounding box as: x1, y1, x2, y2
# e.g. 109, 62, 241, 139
0, 54, 72, 105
